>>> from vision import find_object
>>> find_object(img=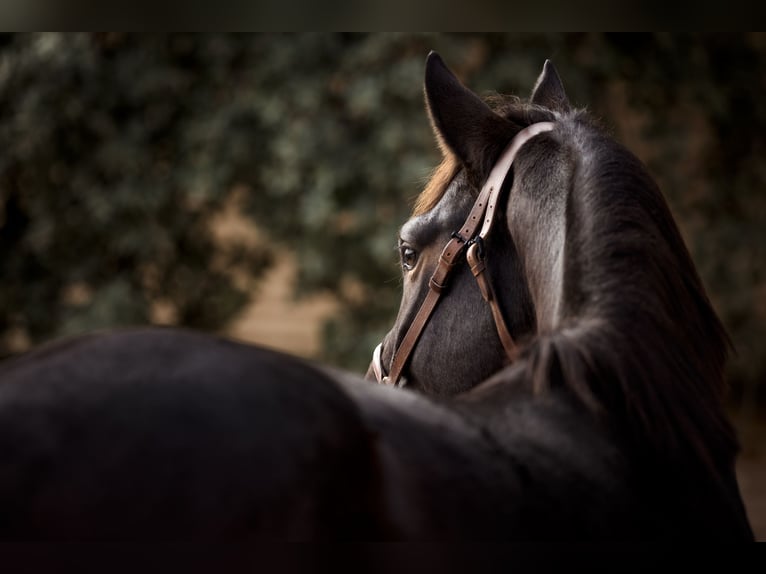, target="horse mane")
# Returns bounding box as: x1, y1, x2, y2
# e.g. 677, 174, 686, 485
522, 113, 737, 476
